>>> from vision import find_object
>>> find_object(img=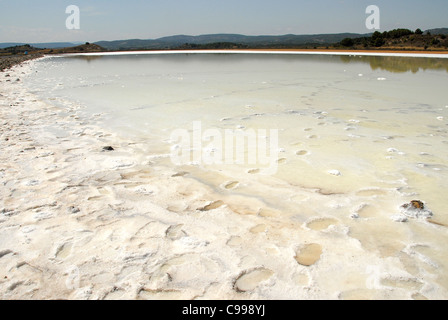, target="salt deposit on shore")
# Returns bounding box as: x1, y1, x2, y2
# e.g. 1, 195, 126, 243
1, 58, 448, 300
